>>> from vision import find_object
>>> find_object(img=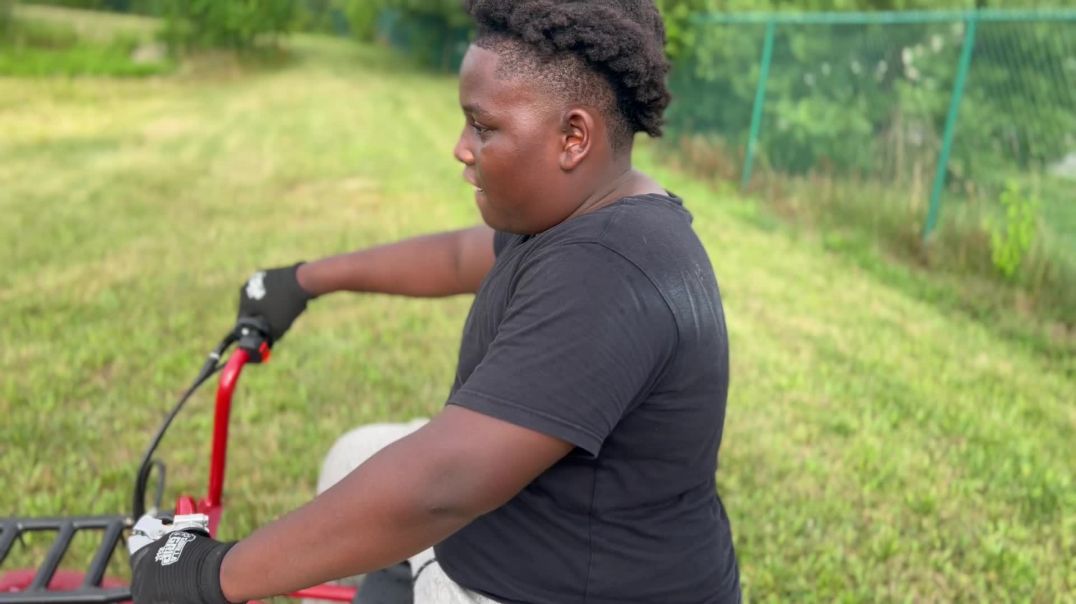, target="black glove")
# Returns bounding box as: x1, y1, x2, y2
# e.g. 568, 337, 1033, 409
130, 531, 238, 604
237, 263, 313, 345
